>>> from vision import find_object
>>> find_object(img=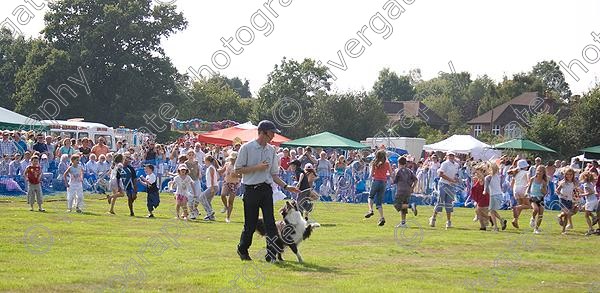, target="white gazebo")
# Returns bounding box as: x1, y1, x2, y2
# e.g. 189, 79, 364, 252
423, 135, 501, 160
